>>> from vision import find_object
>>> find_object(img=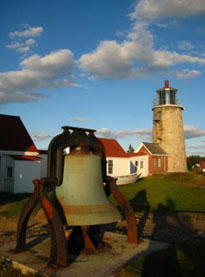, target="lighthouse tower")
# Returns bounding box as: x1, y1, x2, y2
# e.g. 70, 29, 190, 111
152, 81, 187, 172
